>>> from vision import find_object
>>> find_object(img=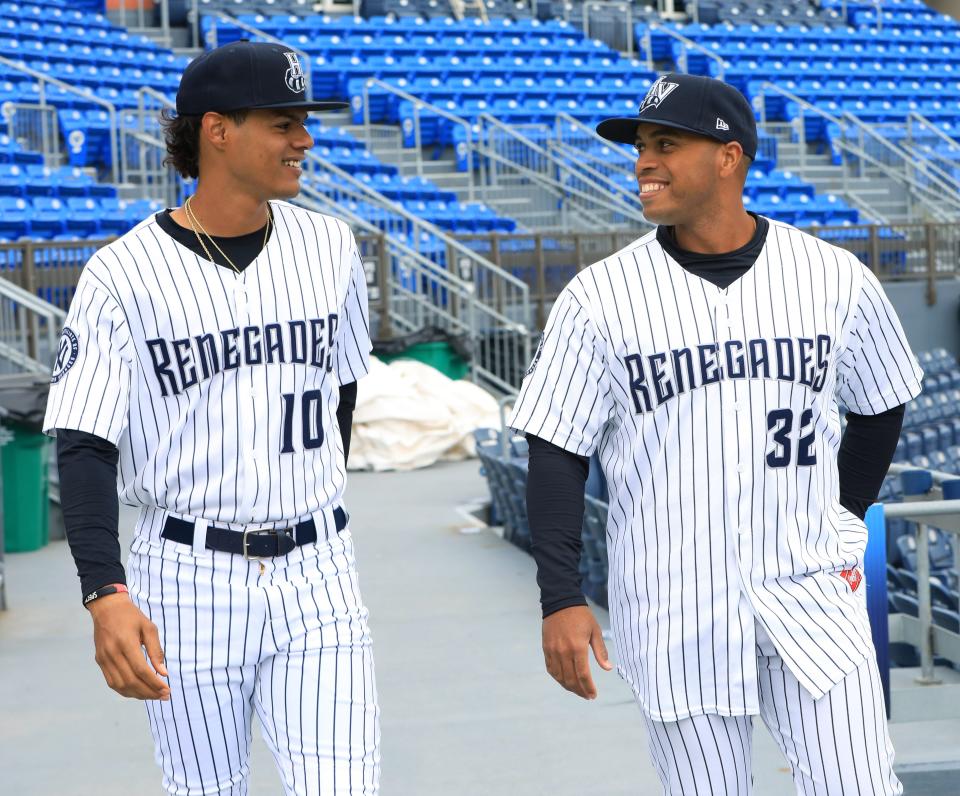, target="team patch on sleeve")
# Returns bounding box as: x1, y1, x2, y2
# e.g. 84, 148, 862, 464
50, 327, 79, 384
525, 333, 545, 376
